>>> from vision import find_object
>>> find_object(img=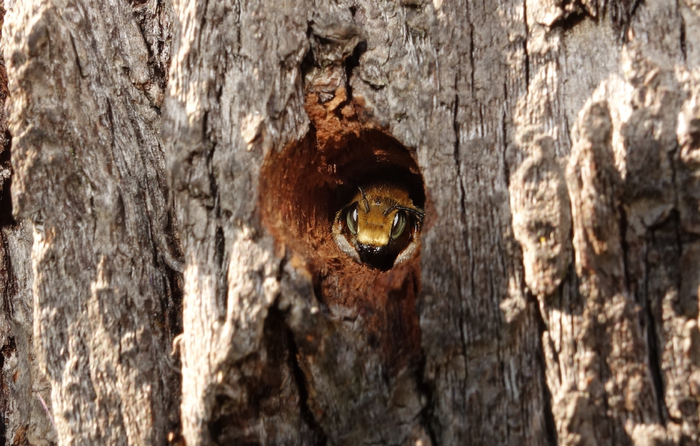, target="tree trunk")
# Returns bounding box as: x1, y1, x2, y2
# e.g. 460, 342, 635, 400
2, 0, 182, 444
2, 0, 700, 445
